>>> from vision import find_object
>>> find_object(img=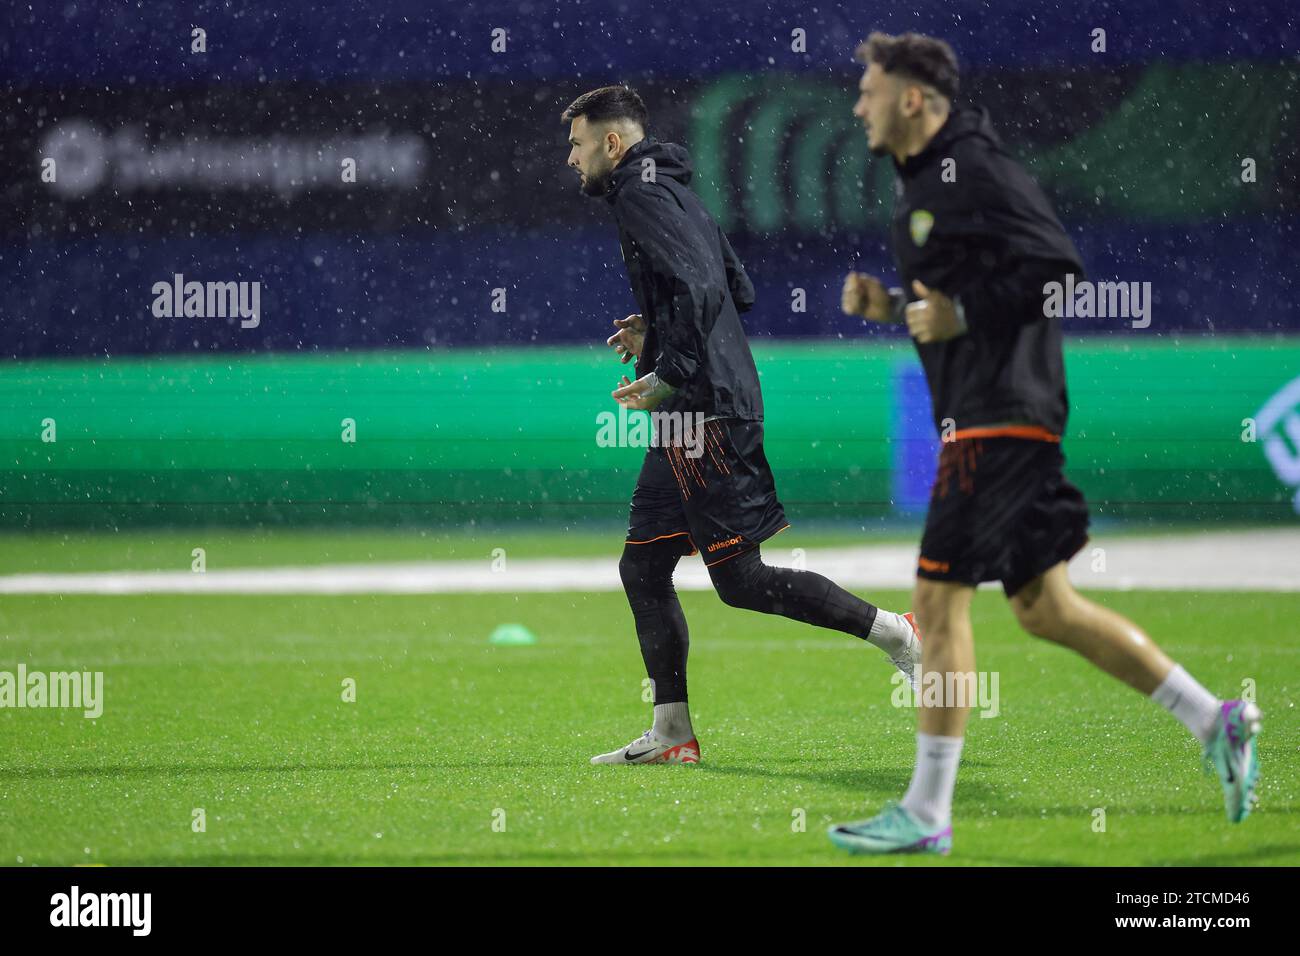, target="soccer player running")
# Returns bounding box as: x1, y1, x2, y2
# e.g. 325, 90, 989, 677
828, 33, 1262, 854
561, 85, 921, 765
